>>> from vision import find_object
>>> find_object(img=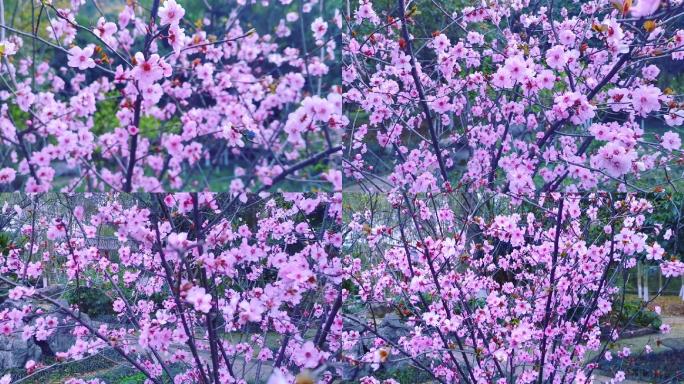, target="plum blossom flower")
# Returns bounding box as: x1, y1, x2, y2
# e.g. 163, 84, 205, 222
661, 131, 681, 151
159, 0, 185, 26
661, 260, 684, 277
186, 286, 212, 313
431, 33, 450, 52
645, 242, 665, 260
593, 142, 637, 177
238, 299, 265, 322
167, 24, 186, 55
558, 29, 576, 46
93, 17, 117, 45
665, 110, 684, 126
293, 341, 321, 368
47, 219, 67, 240
67, 45, 96, 70
631, 85, 661, 116
0, 40, 17, 56
642, 64, 660, 81
127, 125, 139, 136
0, 168, 16, 184
311, 17, 328, 43
546, 45, 568, 69
631, 0, 660, 18
25, 360, 36, 374
612, 371, 625, 383
131, 52, 165, 86
355, 1, 380, 24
